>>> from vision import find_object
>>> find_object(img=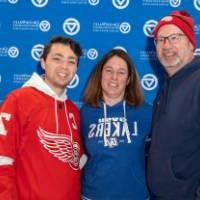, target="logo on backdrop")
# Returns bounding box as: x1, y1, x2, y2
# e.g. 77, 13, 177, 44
169, 0, 181, 7
0, 74, 1, 83
141, 74, 158, 91
63, 18, 80, 36
140, 50, 157, 61
31, 44, 44, 61
87, 48, 98, 60
113, 46, 127, 52
13, 74, 31, 84
120, 22, 131, 34
31, 0, 48, 7
143, 20, 157, 37
112, 0, 130, 9
8, 0, 18, 4
67, 74, 79, 89
194, 48, 200, 56
88, 0, 100, 6
8, 47, 19, 58
194, 0, 200, 11
12, 20, 50, 32
39, 20, 51, 32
